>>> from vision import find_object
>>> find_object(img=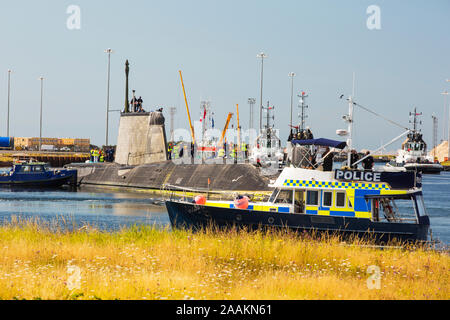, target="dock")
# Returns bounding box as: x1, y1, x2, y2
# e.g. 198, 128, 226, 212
0, 150, 89, 167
